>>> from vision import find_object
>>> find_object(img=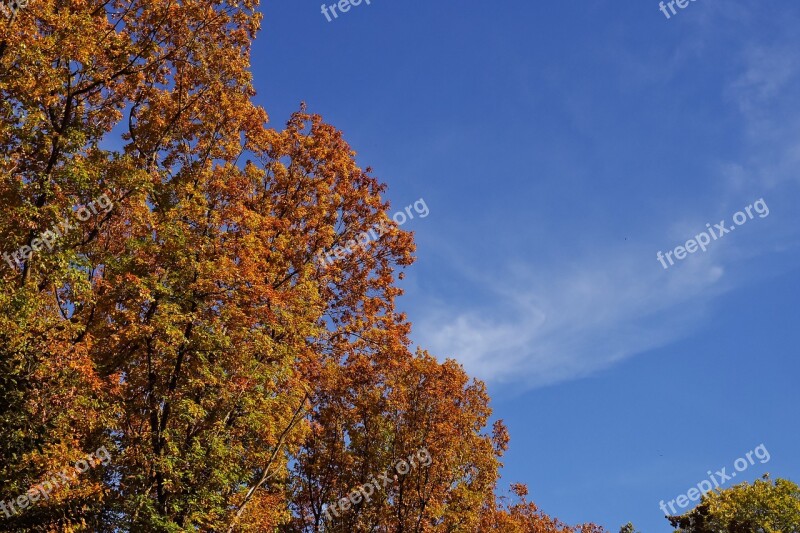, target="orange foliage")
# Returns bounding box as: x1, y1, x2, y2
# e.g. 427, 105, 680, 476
0, 0, 612, 531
